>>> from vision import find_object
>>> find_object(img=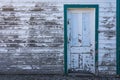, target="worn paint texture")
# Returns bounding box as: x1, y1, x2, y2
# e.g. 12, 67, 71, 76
67, 9, 95, 73
98, 2, 116, 75
0, 2, 64, 74
0, 0, 116, 75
